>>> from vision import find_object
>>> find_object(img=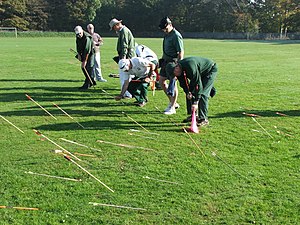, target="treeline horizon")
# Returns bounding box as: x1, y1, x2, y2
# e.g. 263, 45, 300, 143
1, 0, 299, 34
